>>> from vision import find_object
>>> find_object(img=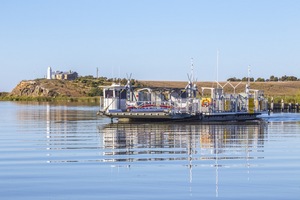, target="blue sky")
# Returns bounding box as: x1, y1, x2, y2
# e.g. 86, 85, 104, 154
1, 0, 299, 92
